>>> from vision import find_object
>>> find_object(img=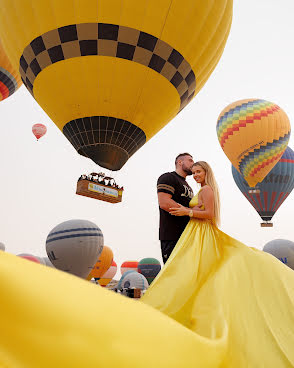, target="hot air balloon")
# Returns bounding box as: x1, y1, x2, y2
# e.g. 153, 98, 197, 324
117, 270, 149, 291
0, 242, 5, 251
138, 258, 161, 284
32, 123, 47, 140
263, 239, 294, 270
121, 261, 138, 275
0, 39, 22, 101
0, 0, 232, 170
46, 219, 104, 278
217, 99, 291, 187
87, 245, 113, 282
42, 256, 55, 268
232, 146, 294, 227
98, 260, 117, 287
18, 254, 42, 264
